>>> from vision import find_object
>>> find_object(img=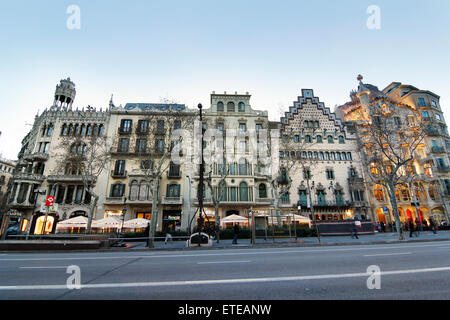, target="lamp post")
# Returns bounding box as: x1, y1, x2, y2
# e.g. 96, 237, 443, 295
186, 175, 192, 233
120, 197, 127, 235
197, 103, 205, 247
